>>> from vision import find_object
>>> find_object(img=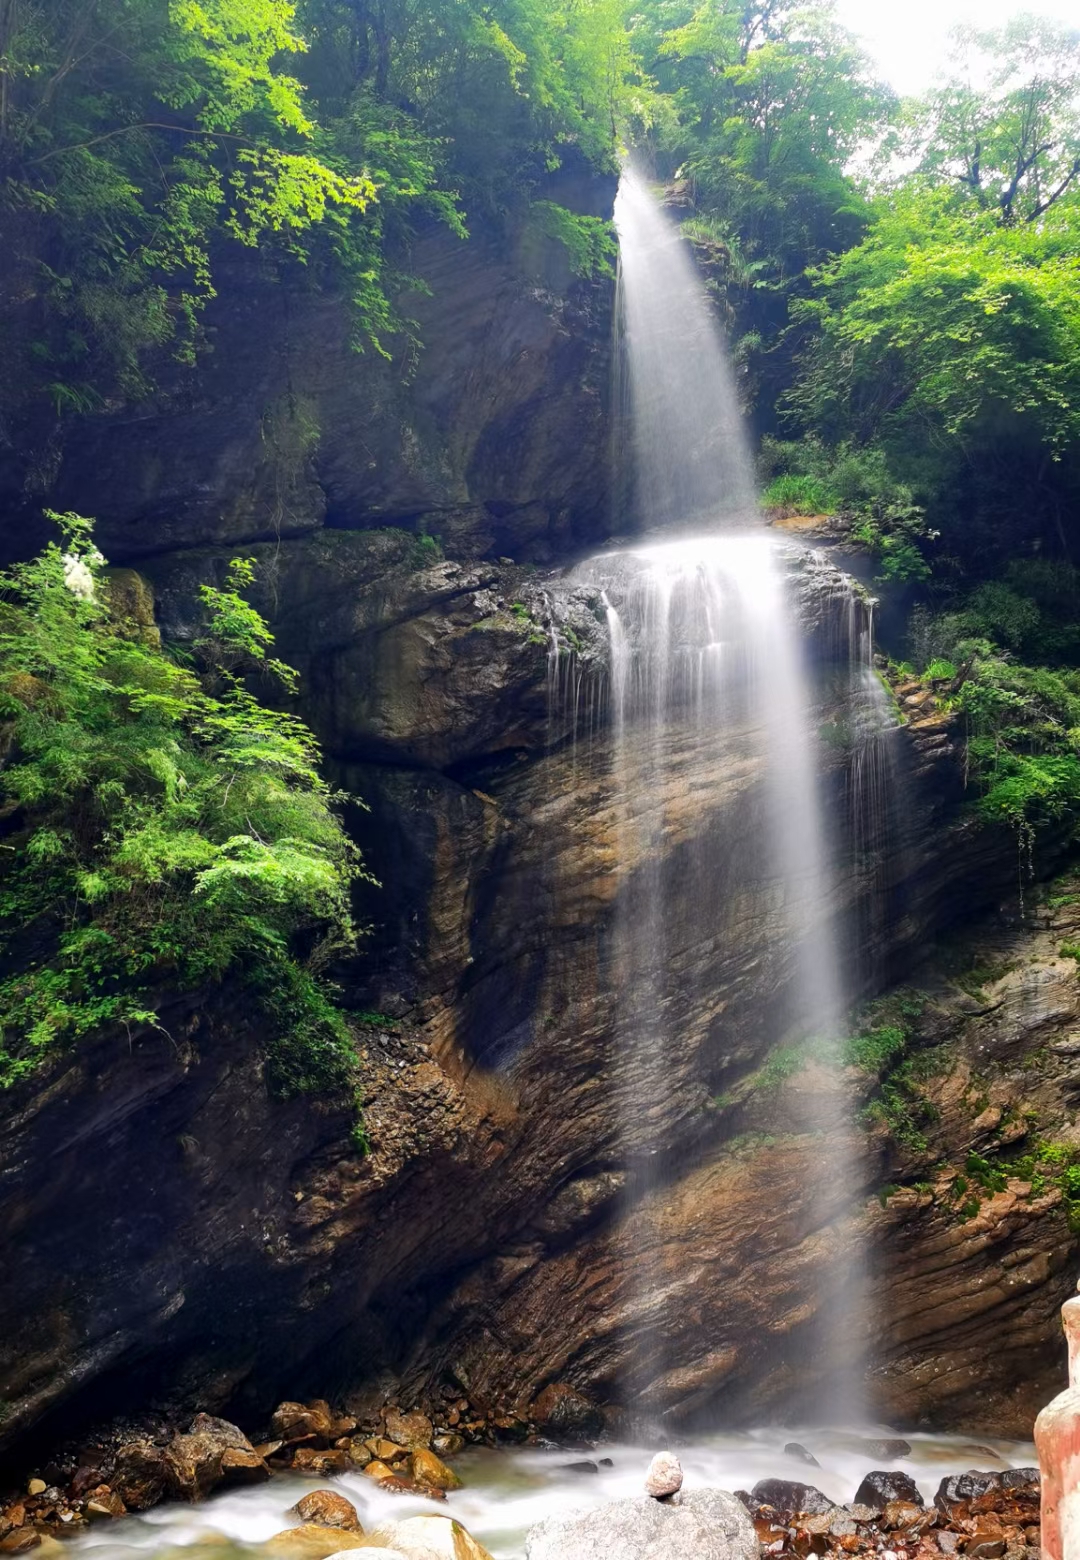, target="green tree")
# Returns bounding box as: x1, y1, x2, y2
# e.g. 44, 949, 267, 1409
789, 191, 1080, 457
0, 0, 382, 414
908, 14, 1080, 225
0, 512, 368, 1094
